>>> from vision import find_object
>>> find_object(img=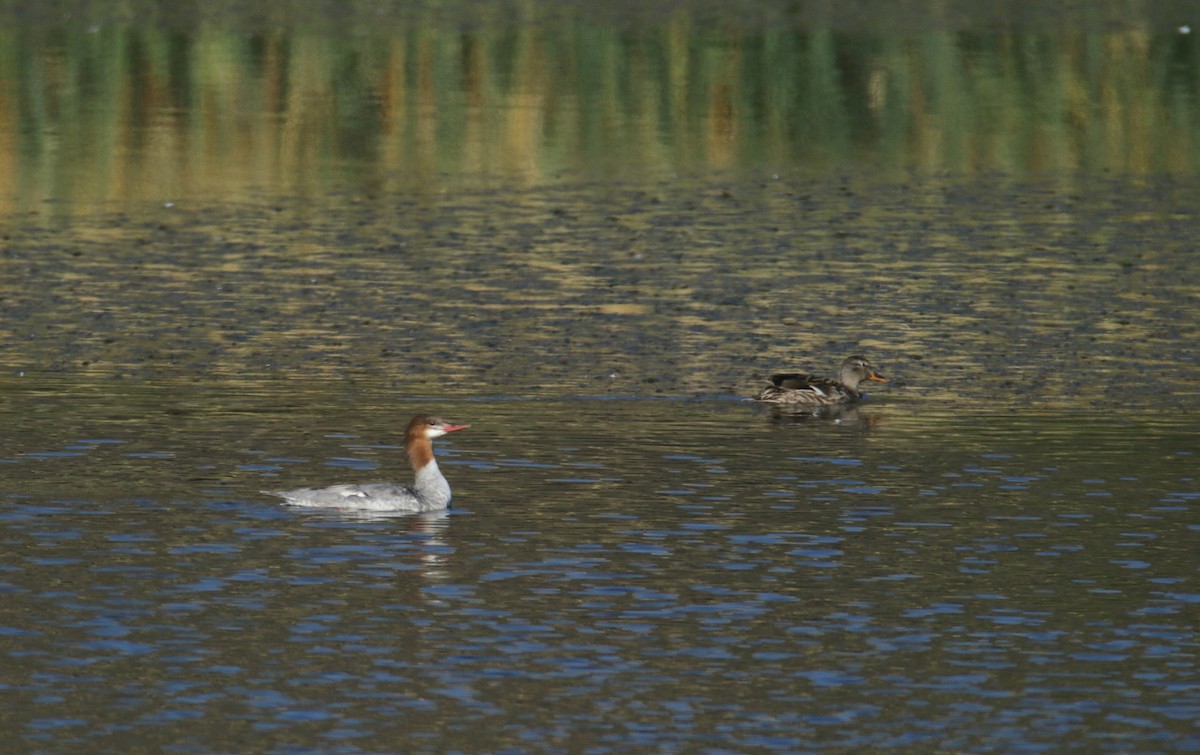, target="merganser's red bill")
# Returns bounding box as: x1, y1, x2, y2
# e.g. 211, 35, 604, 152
442, 423, 470, 433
